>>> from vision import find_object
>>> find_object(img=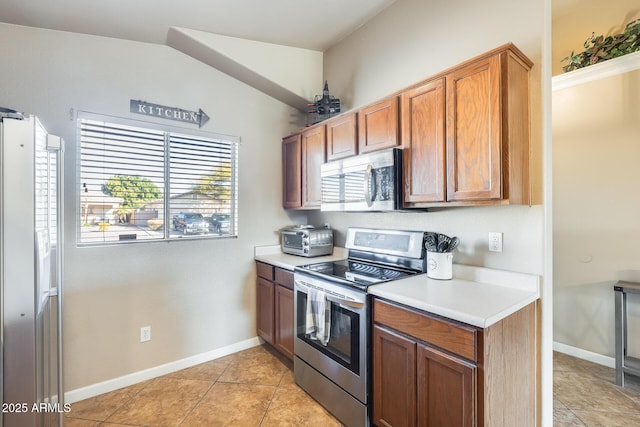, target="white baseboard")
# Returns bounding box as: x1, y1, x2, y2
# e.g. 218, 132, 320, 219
65, 336, 261, 404
553, 341, 615, 368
